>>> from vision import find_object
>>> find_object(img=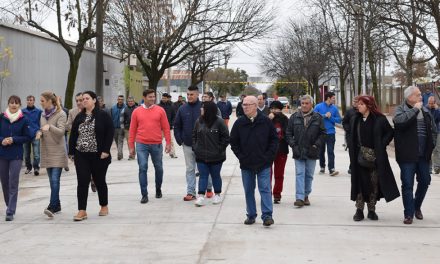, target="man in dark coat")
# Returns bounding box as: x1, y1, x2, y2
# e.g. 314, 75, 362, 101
236, 94, 246, 118
393, 86, 437, 225
342, 97, 358, 174
230, 96, 278, 227
286, 95, 326, 207
158, 93, 177, 158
